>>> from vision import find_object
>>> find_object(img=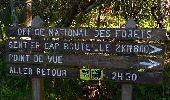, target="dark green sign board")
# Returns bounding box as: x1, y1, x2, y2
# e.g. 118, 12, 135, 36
7, 65, 163, 84
7, 27, 167, 40
7, 52, 164, 70
6, 40, 165, 55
